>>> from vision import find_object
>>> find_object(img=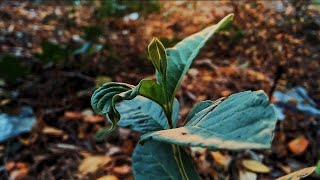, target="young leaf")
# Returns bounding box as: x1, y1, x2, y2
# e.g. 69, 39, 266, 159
141, 91, 278, 150
137, 79, 166, 106
148, 37, 167, 76
165, 14, 234, 100
117, 96, 179, 134
132, 140, 200, 180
